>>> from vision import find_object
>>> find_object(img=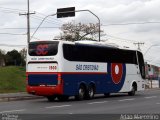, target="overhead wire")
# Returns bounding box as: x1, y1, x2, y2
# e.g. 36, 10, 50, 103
0, 9, 19, 14
103, 34, 139, 43
0, 27, 60, 30
0, 6, 62, 27
1, 20, 160, 30
1, 6, 160, 47
0, 43, 26, 47
1, 6, 160, 26
31, 16, 62, 26
0, 33, 26, 35
0, 6, 27, 12
102, 21, 160, 26
36, 12, 63, 24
